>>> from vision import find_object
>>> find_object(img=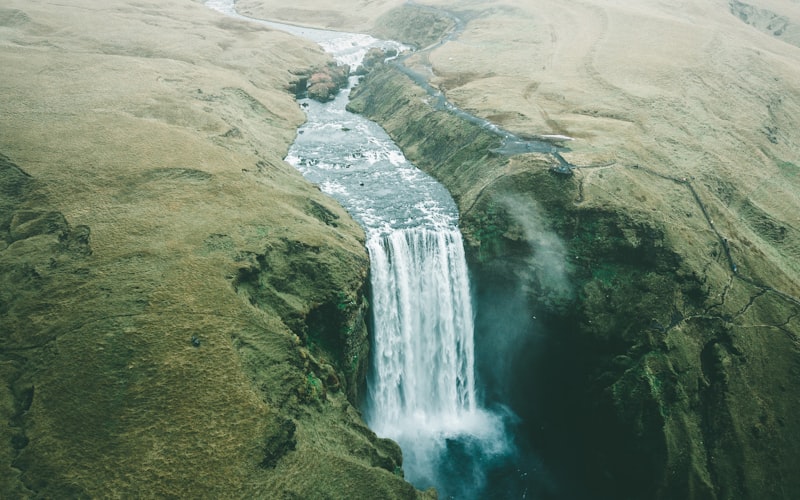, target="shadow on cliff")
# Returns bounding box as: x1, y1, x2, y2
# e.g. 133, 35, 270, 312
471, 196, 599, 500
